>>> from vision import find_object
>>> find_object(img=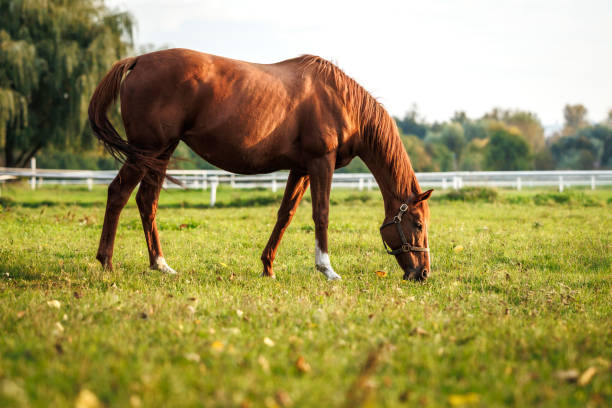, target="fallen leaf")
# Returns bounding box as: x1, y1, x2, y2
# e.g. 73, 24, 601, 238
258, 355, 270, 373
236, 309, 244, 318
16, 310, 26, 318
53, 322, 64, 336
375, 270, 387, 277
578, 367, 597, 386
555, 369, 579, 382
448, 393, 479, 406
219, 262, 228, 268
47, 300, 61, 309
263, 337, 275, 347
75, 389, 101, 408
73, 291, 82, 299
593, 357, 610, 367
129, 395, 142, 408
275, 390, 292, 407
453, 245, 464, 253
179, 223, 188, 230
186, 305, 196, 315
411, 327, 429, 336
211, 340, 224, 351
295, 356, 311, 373
184, 352, 200, 363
